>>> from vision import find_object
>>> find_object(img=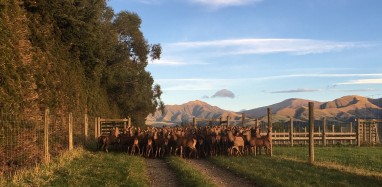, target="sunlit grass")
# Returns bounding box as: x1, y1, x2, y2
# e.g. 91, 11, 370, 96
210, 146, 382, 187
166, 157, 216, 187
274, 146, 382, 173
1, 148, 149, 186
